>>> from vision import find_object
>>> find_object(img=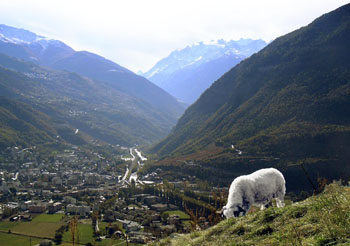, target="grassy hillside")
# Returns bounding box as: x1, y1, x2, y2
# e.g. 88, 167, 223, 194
151, 184, 350, 246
